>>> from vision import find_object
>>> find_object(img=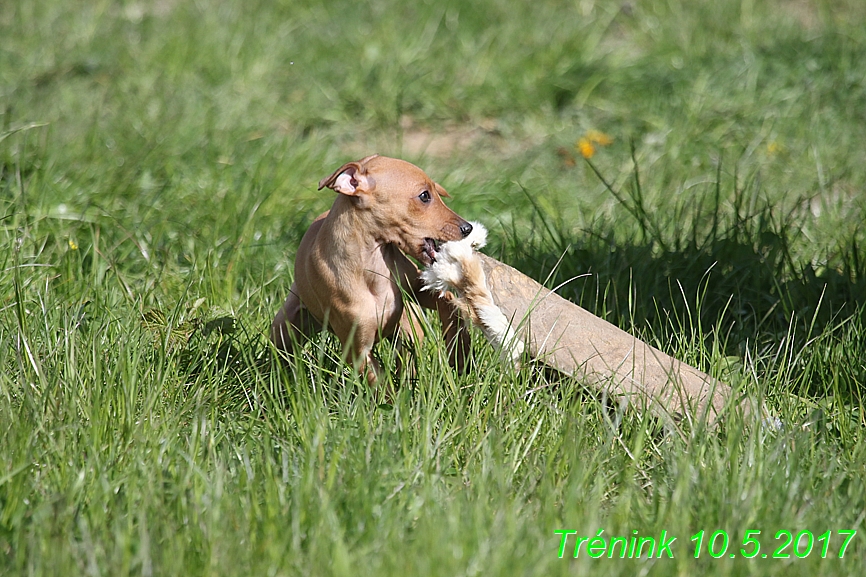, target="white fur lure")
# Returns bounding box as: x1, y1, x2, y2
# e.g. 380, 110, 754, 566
421, 222, 525, 366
